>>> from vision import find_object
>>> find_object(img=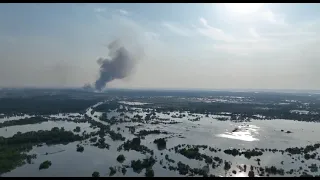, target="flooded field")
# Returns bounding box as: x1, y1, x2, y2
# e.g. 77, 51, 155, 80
1, 89, 320, 177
